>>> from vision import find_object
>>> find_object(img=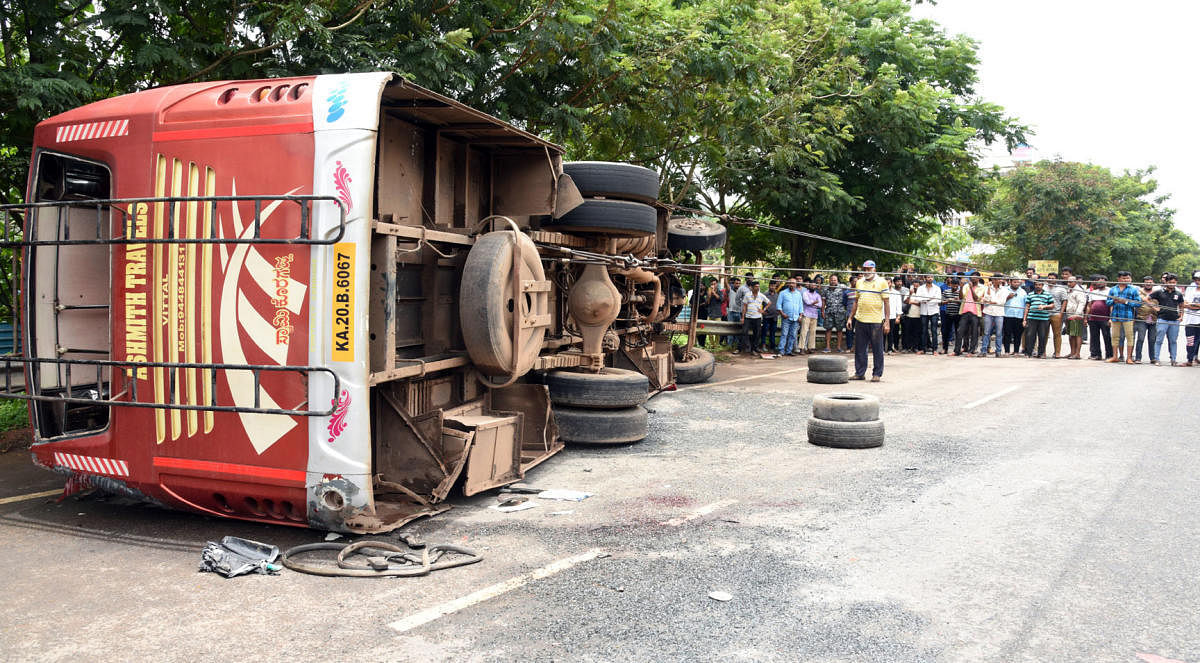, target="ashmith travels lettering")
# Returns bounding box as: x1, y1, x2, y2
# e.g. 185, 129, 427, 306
124, 203, 150, 379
